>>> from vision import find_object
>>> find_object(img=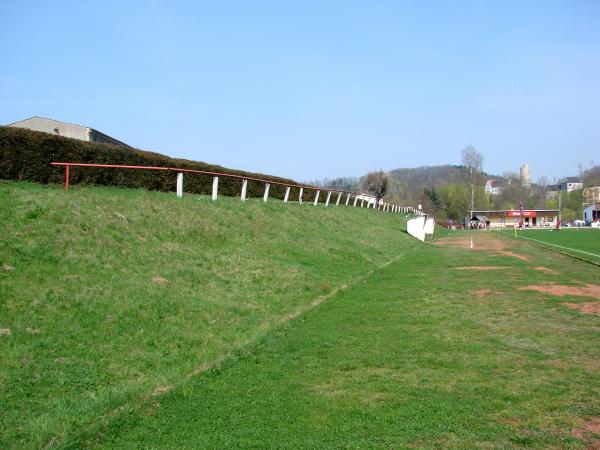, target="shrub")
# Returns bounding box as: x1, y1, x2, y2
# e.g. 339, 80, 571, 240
0, 126, 307, 199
